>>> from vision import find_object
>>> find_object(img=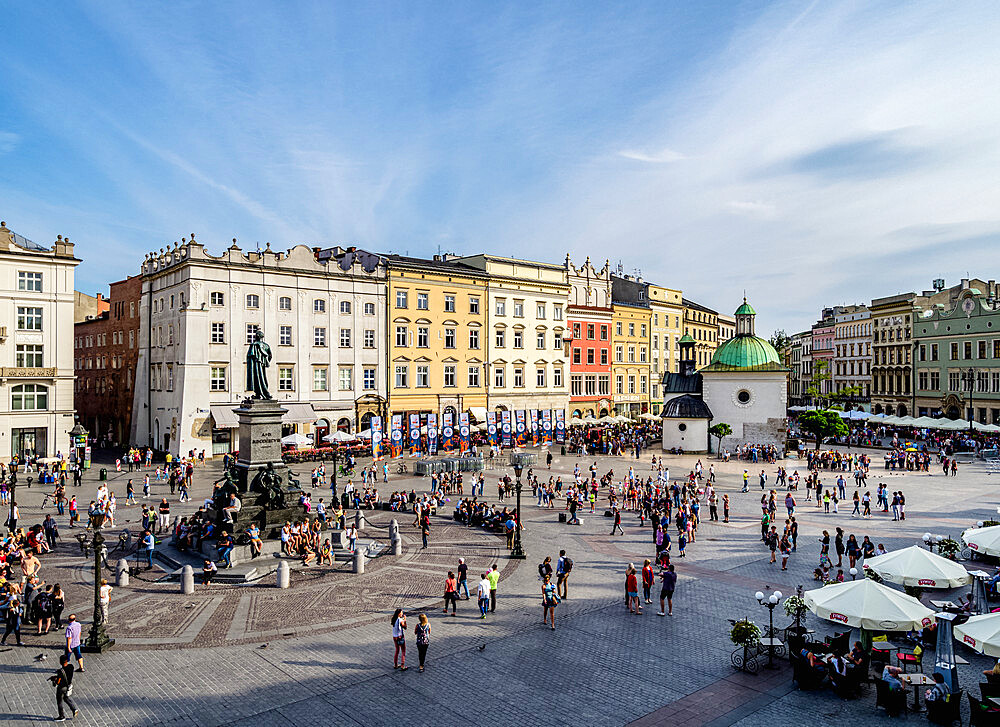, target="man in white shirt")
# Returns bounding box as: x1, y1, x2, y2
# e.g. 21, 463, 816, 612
477, 573, 491, 619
